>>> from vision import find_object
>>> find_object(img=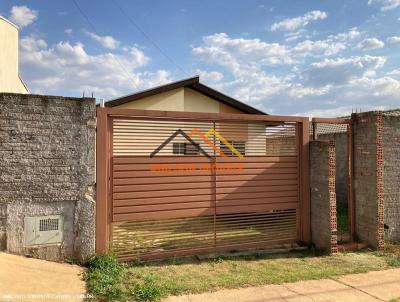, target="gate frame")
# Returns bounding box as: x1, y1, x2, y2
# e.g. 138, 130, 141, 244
311, 117, 355, 242
96, 107, 310, 254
